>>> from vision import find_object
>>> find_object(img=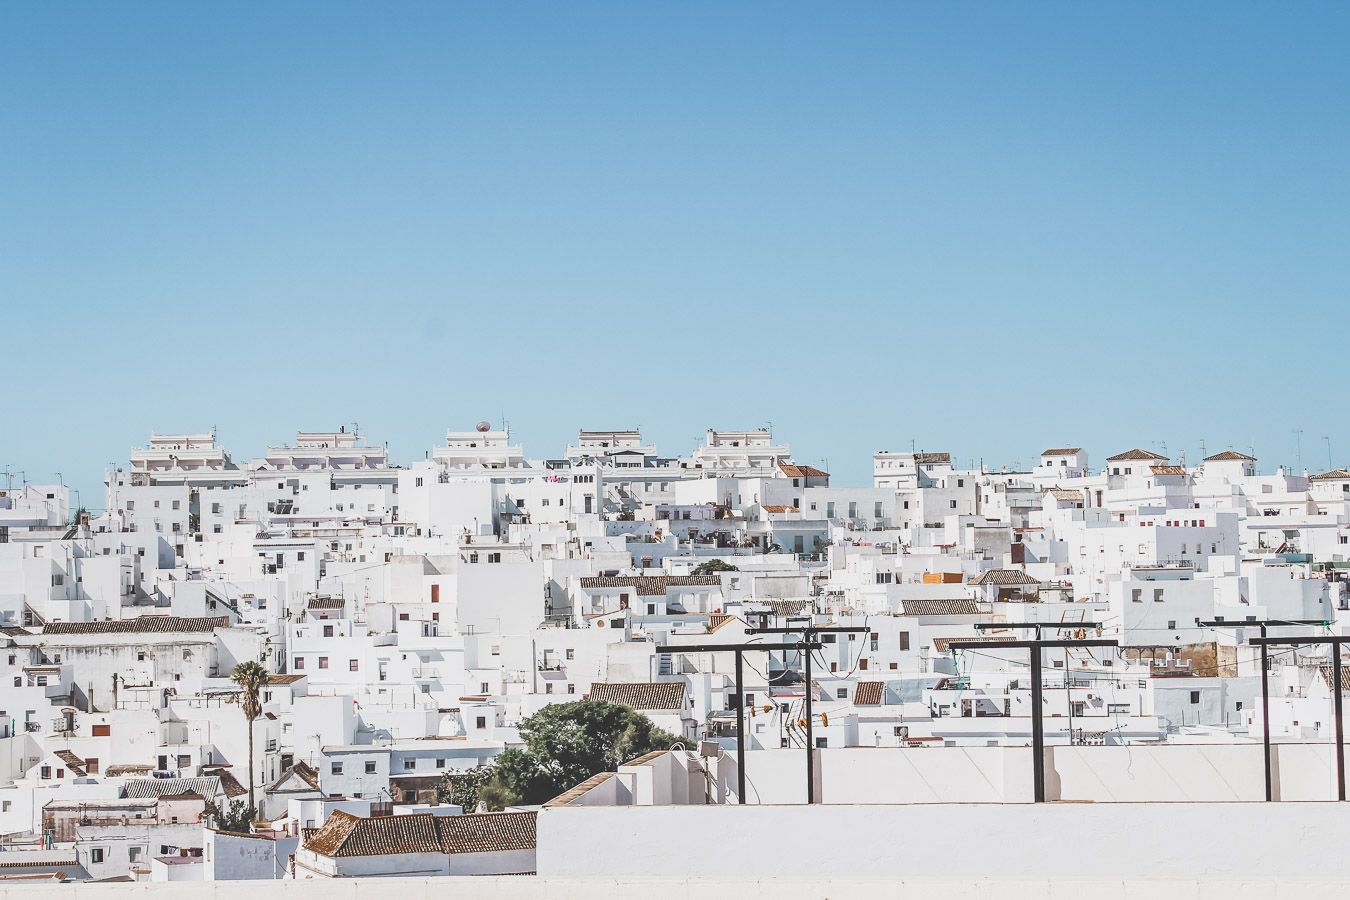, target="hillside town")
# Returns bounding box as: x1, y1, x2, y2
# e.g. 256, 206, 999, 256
2, 423, 1350, 882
